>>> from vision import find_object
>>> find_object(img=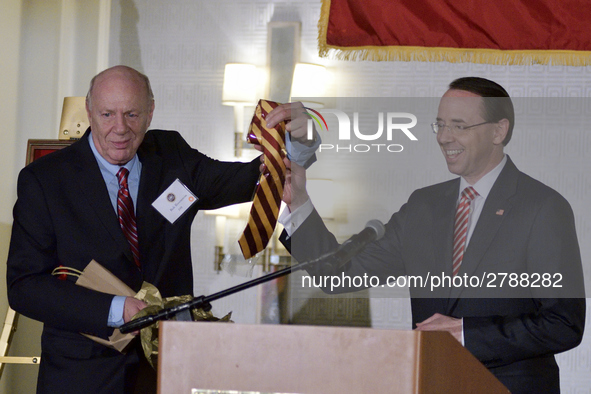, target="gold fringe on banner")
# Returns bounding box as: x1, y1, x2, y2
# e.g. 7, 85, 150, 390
318, 0, 591, 66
